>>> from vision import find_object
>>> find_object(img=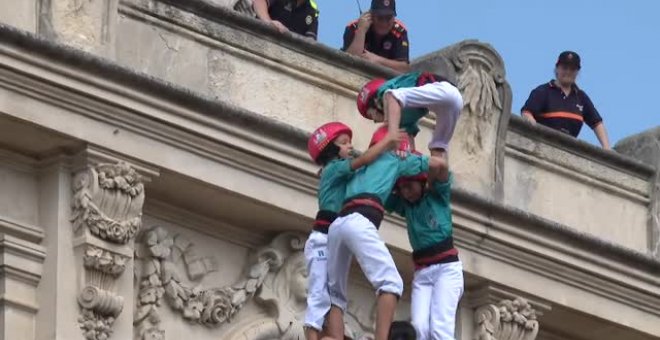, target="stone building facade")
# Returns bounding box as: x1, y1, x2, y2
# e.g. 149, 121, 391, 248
0, 1, 659, 340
